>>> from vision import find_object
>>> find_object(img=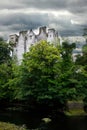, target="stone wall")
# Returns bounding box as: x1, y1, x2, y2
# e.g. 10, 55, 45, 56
67, 101, 84, 110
